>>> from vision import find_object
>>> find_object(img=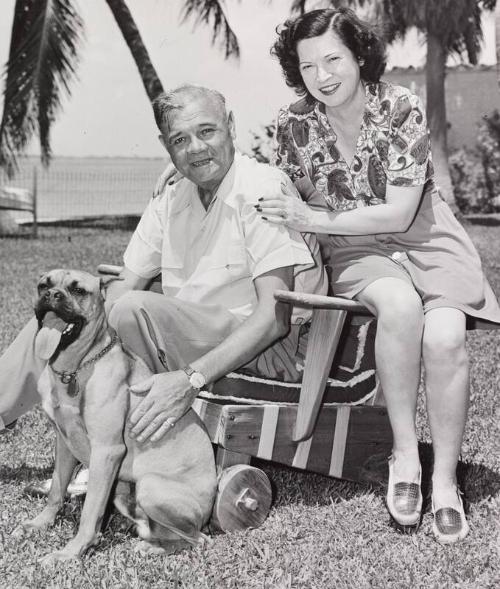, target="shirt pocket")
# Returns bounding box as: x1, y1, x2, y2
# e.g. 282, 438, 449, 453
201, 243, 247, 279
